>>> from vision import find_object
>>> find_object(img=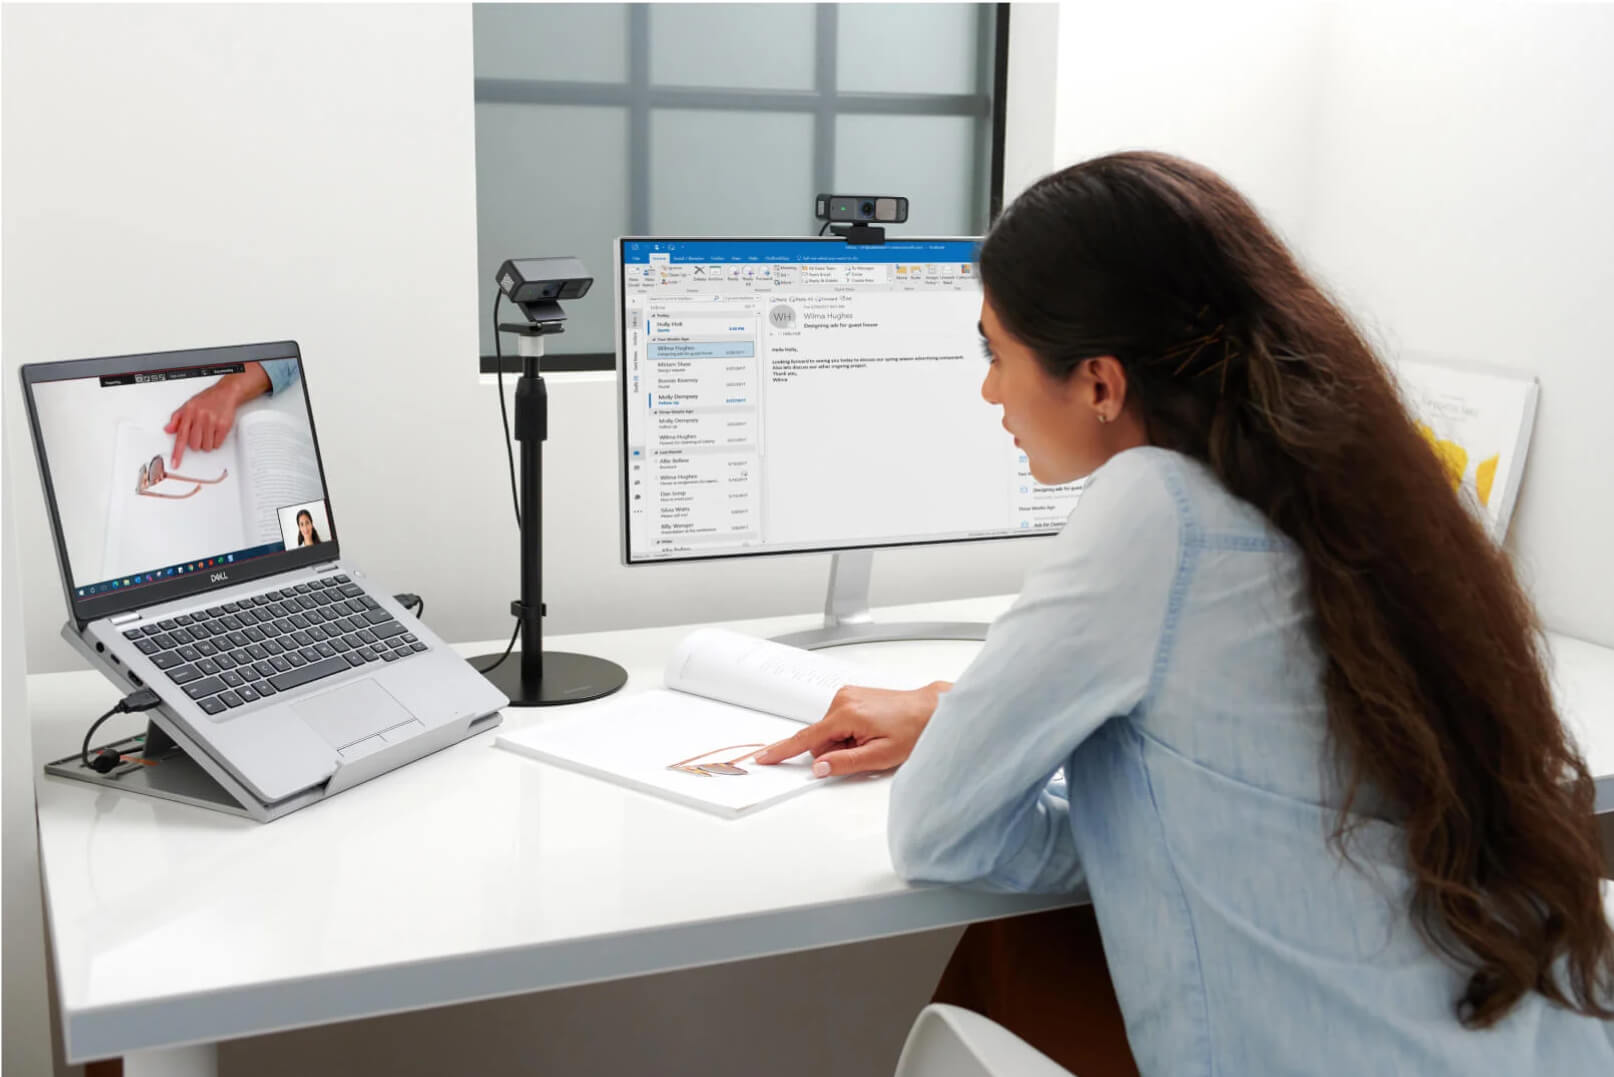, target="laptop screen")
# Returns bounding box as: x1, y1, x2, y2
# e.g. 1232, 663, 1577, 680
23, 343, 336, 619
